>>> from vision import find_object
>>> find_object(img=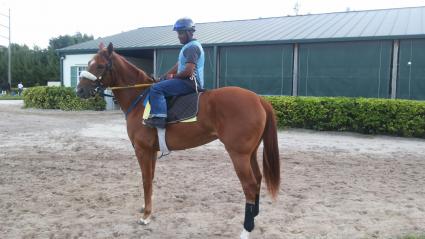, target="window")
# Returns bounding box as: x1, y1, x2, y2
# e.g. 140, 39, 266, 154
77, 66, 87, 78
71, 66, 88, 88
